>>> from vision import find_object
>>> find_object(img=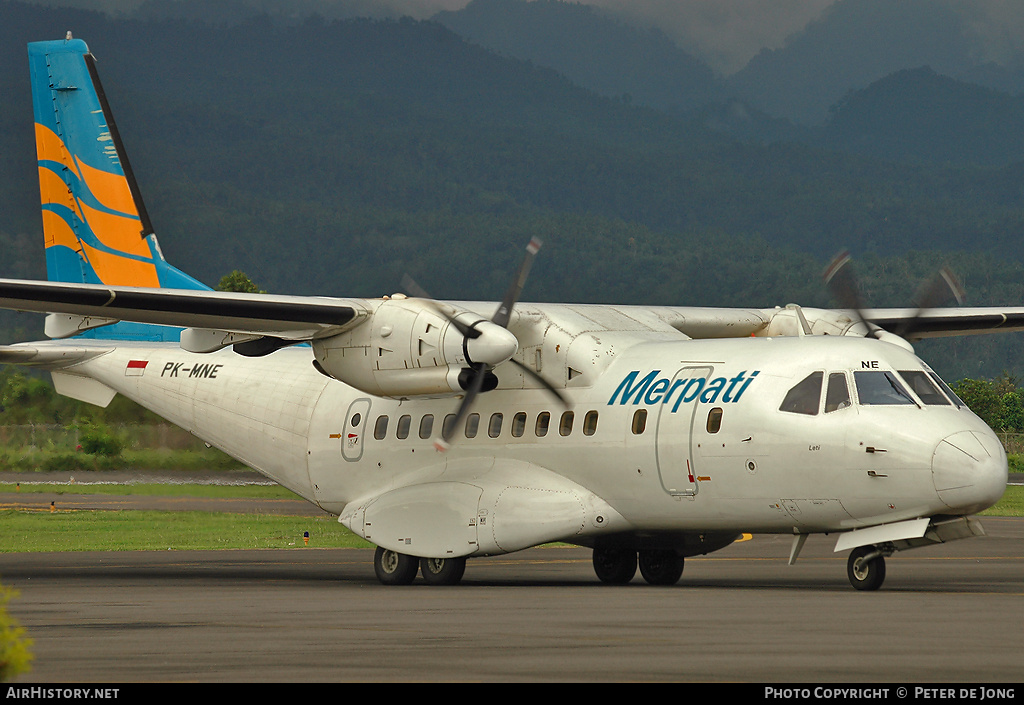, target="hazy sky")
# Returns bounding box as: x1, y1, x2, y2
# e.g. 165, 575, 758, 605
392, 0, 838, 73
26, 0, 1024, 74
26, 0, 838, 73
579, 0, 835, 74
